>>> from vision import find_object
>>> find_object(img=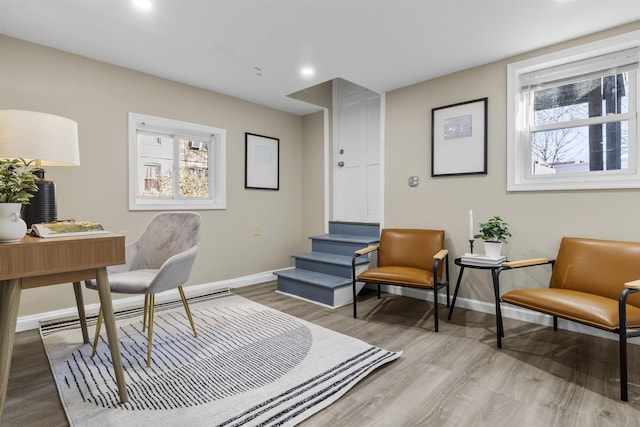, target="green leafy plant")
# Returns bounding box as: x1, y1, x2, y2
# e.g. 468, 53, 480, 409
0, 158, 39, 204
474, 215, 511, 244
